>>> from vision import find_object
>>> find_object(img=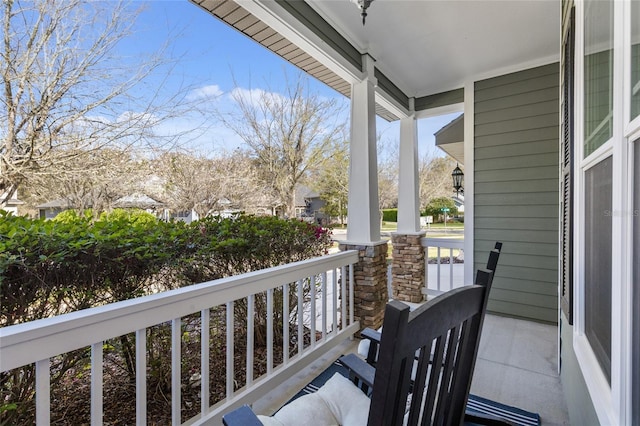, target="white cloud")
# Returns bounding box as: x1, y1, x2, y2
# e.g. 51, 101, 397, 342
228, 87, 286, 108
186, 84, 224, 101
